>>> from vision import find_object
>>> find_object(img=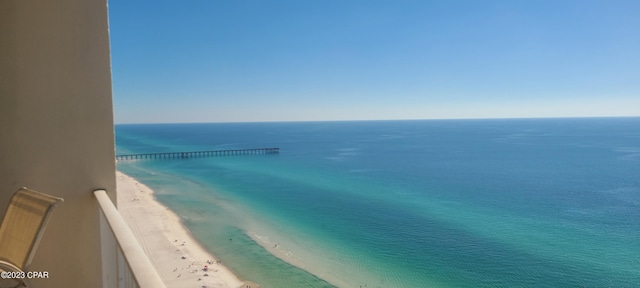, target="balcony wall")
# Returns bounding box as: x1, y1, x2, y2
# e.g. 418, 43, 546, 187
0, 0, 118, 287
